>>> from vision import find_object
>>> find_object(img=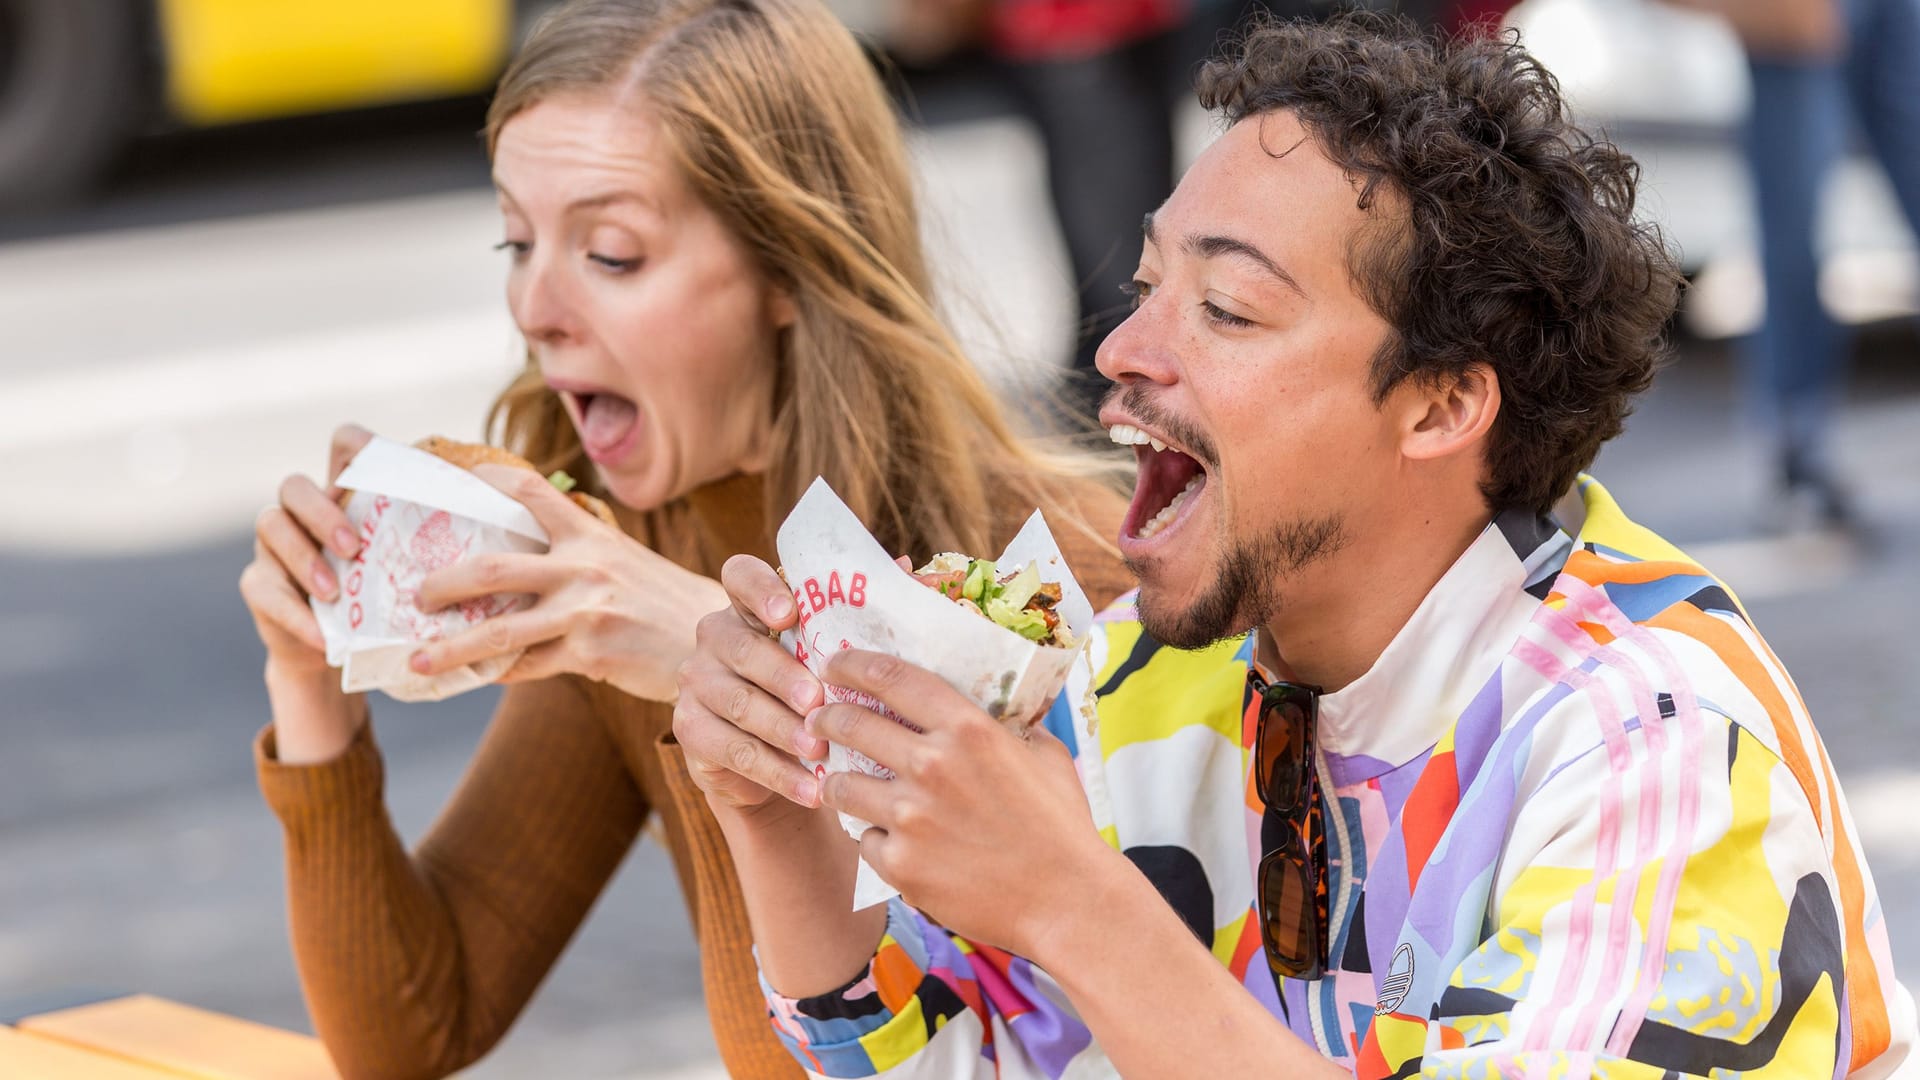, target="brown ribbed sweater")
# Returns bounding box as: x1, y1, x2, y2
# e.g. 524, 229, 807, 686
255, 471, 1133, 1080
